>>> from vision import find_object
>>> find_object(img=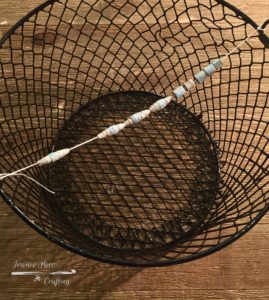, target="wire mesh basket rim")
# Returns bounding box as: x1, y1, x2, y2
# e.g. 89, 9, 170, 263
1, 185, 269, 267
0, 0, 267, 50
